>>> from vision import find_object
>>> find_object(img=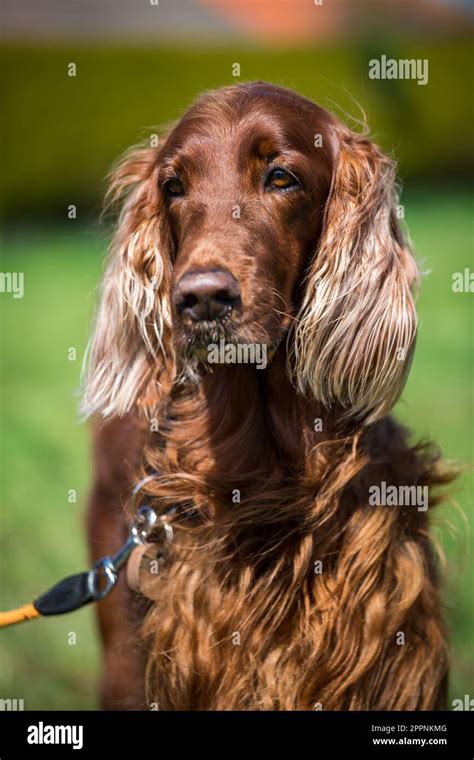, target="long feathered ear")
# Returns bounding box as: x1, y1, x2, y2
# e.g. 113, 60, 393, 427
81, 138, 174, 419
290, 126, 419, 424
